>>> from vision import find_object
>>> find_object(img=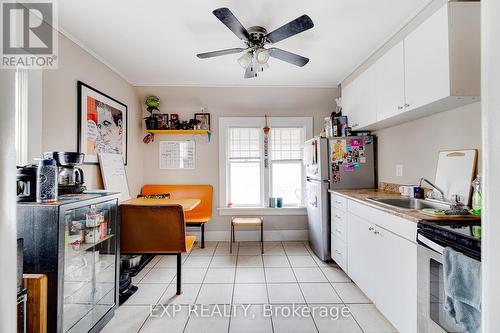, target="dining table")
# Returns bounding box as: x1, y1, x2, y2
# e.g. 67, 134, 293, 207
120, 197, 201, 211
